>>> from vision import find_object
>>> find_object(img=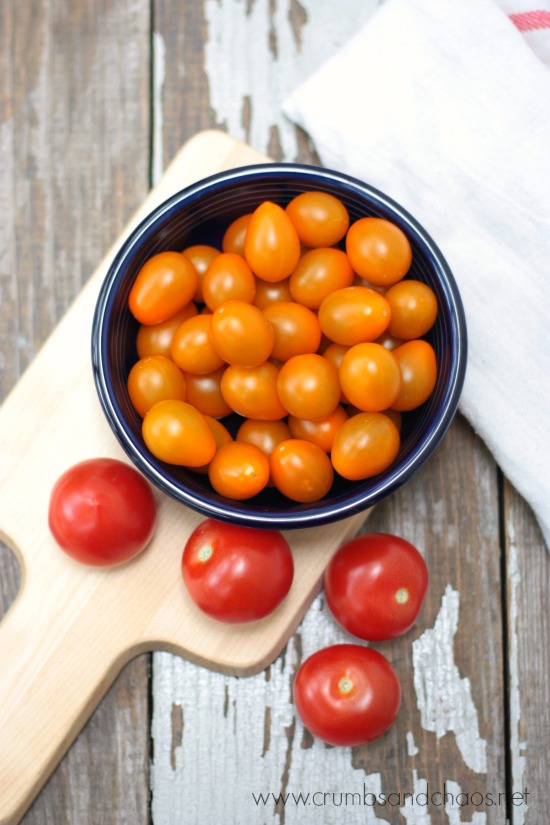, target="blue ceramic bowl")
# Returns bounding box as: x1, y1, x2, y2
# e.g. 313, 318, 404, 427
92, 164, 467, 529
